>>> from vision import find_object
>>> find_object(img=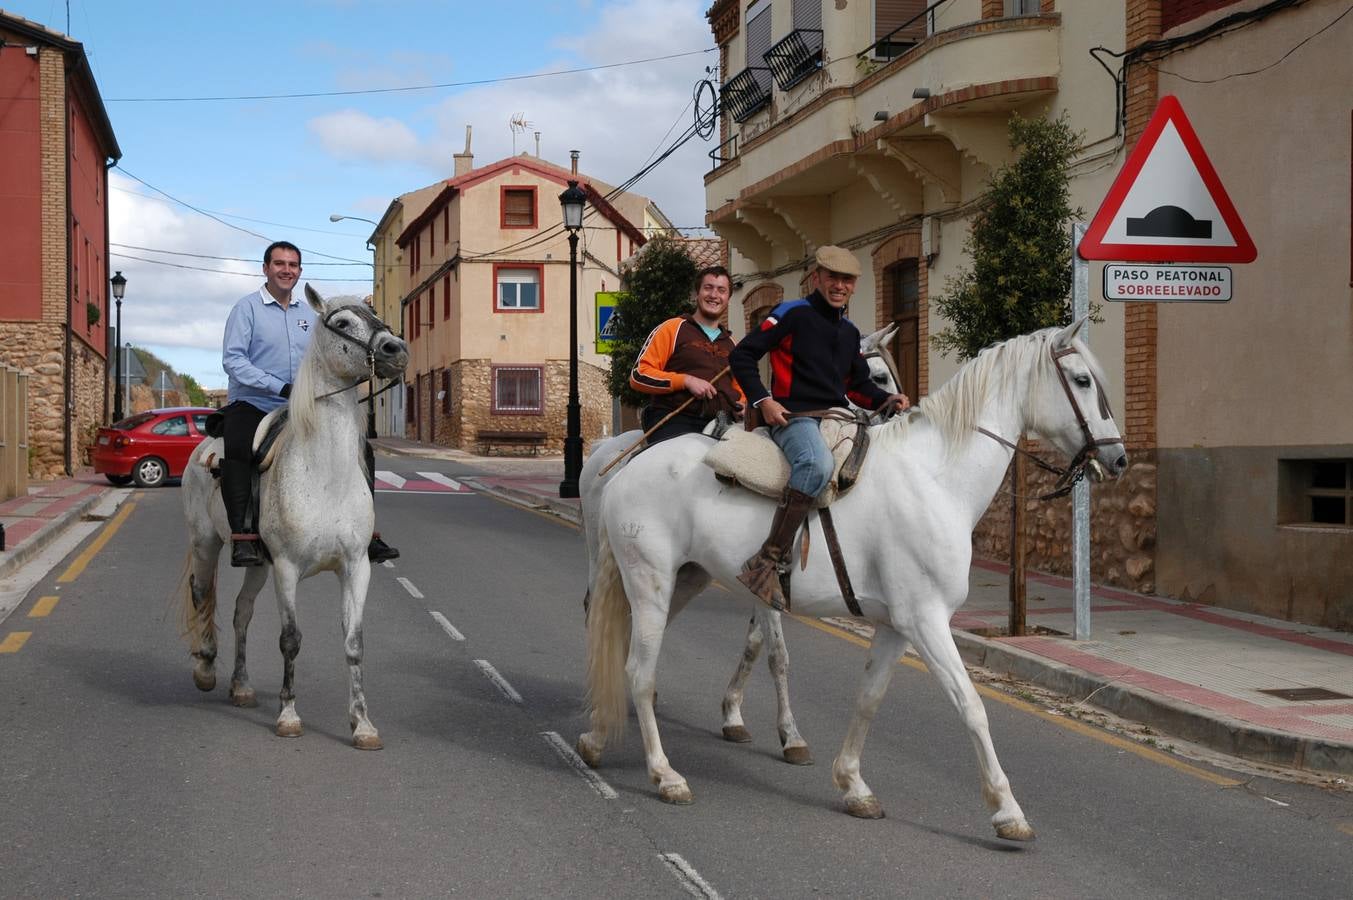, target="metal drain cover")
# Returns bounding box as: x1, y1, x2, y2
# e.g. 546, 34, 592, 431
1257, 687, 1353, 702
